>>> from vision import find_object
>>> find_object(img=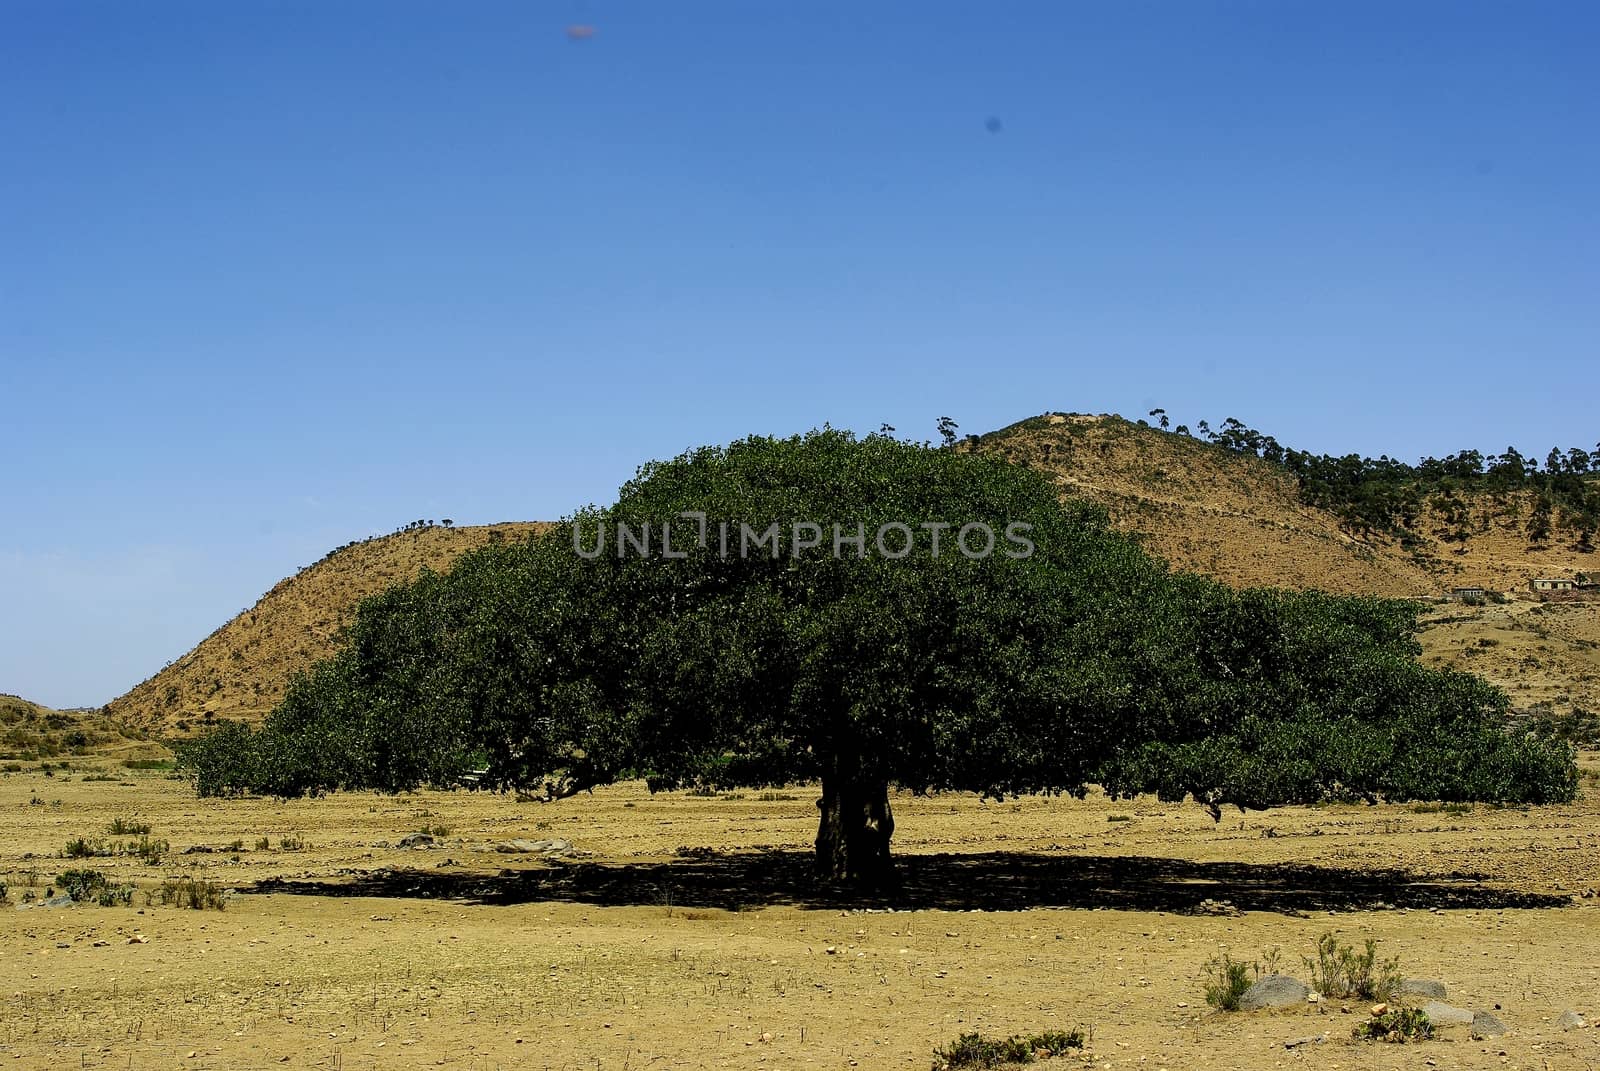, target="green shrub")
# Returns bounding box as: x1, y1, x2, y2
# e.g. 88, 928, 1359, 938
1202, 953, 1258, 1011
1353, 1006, 1433, 1043
1304, 934, 1402, 1001
55, 868, 133, 905
932, 1028, 1085, 1070
63, 837, 110, 859
108, 817, 151, 836
149, 876, 227, 910
132, 835, 169, 865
